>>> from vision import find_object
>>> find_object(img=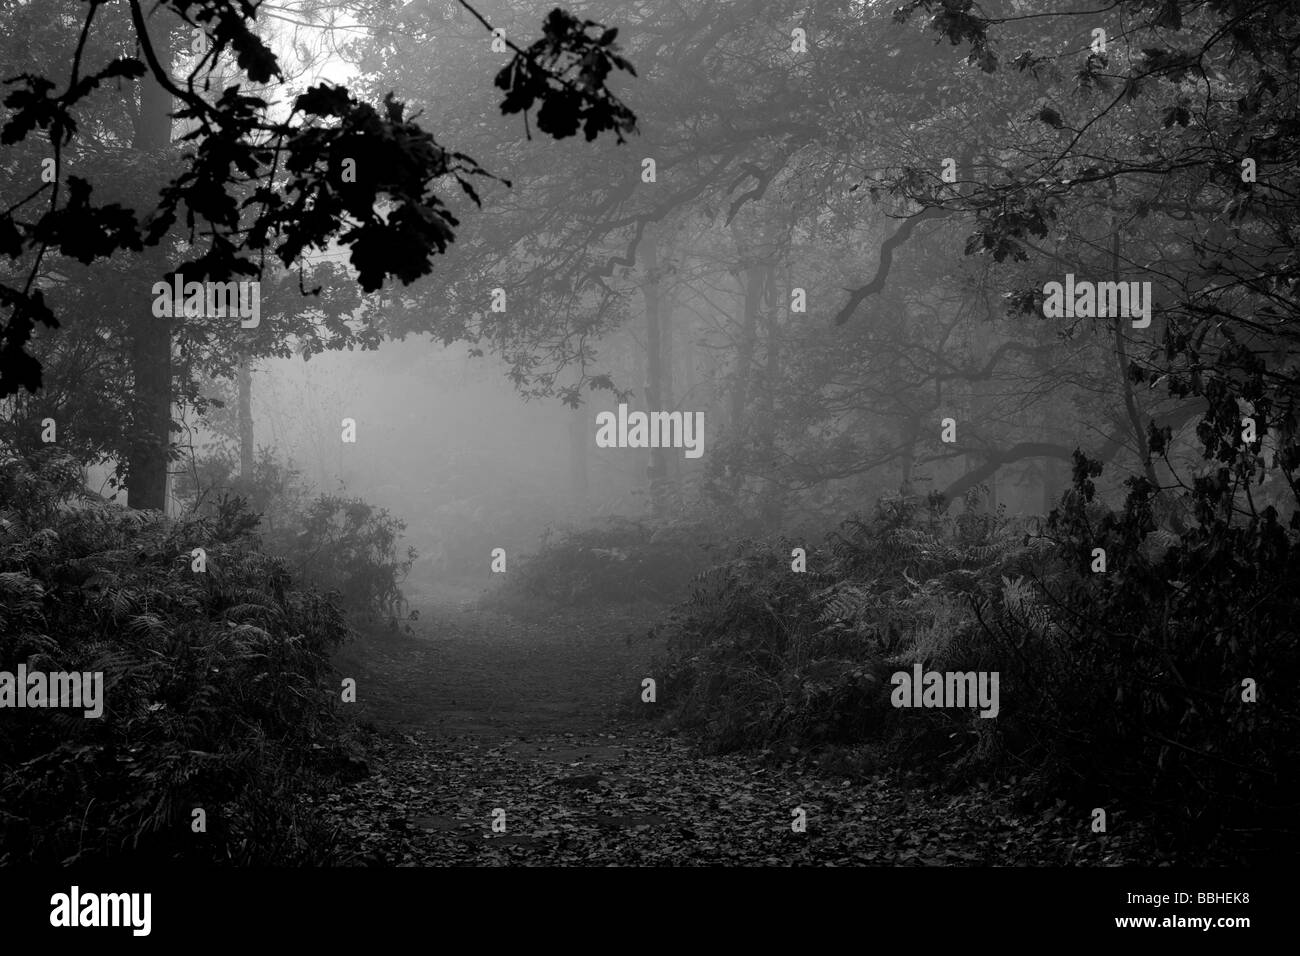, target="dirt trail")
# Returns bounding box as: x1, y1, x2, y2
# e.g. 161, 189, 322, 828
335, 579, 651, 739
316, 581, 1143, 866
